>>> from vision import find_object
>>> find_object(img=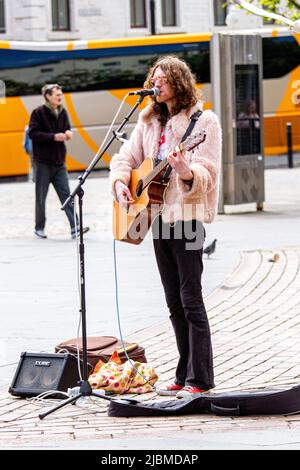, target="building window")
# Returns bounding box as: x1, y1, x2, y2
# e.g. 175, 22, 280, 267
52, 0, 71, 31
161, 0, 177, 27
0, 0, 5, 33
130, 0, 147, 28
214, 0, 227, 26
